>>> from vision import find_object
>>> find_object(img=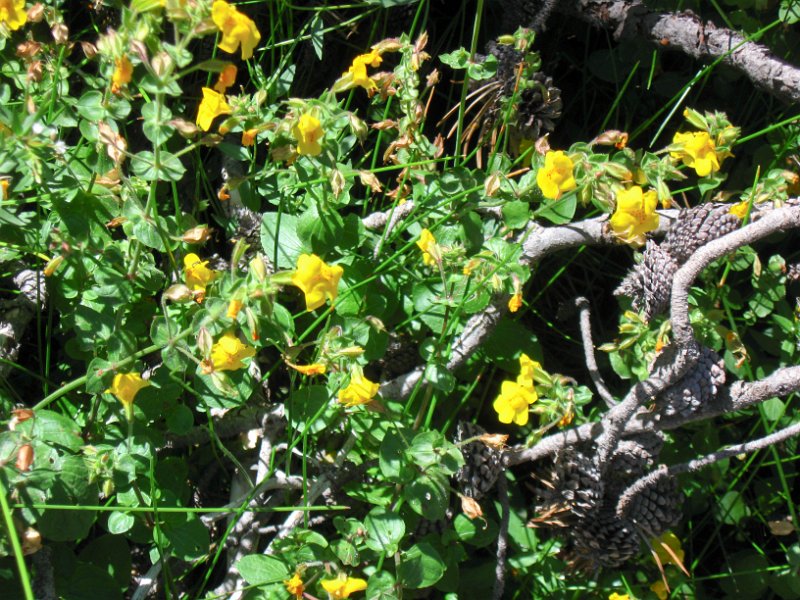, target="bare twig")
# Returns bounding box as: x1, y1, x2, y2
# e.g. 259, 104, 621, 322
575, 296, 616, 408
492, 475, 510, 600
616, 419, 800, 520
559, 0, 800, 105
